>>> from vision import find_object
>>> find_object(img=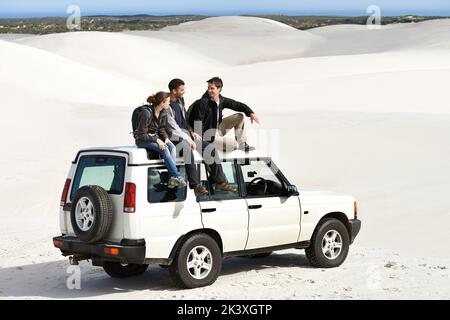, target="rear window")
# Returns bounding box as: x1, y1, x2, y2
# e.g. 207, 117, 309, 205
70, 155, 126, 200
